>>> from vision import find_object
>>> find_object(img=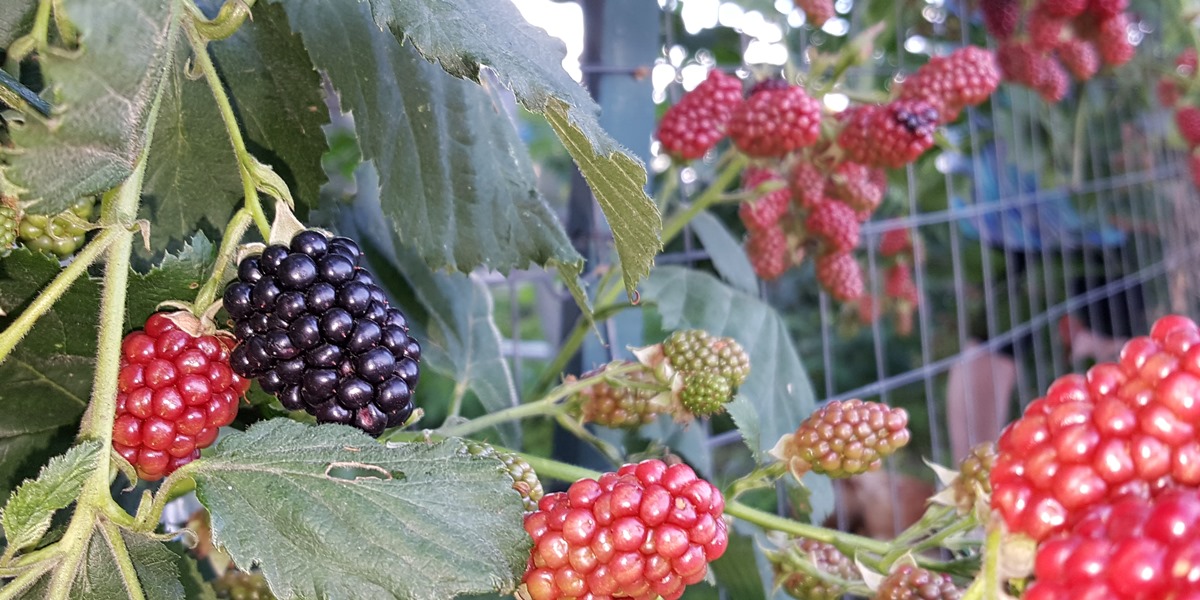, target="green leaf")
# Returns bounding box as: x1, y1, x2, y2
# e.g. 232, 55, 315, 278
3, 0, 182, 213
272, 0, 584, 281
688, 211, 758, 295
329, 165, 521, 446
141, 34, 243, 251
544, 100, 660, 297
205, 0, 328, 210
122, 530, 189, 600
724, 396, 761, 458
1, 441, 101, 555
708, 531, 768, 600
355, 0, 662, 294
190, 420, 529, 600
0, 0, 36, 48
